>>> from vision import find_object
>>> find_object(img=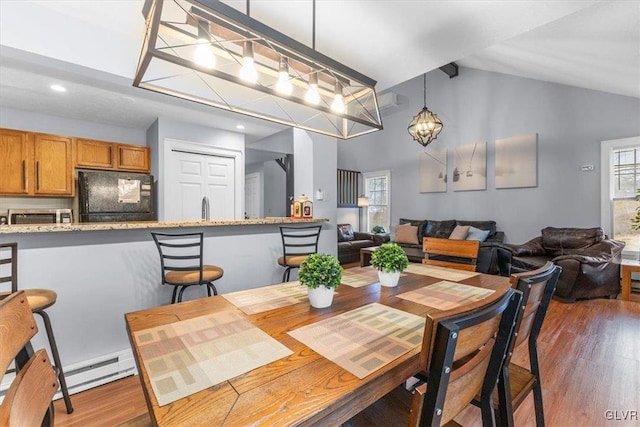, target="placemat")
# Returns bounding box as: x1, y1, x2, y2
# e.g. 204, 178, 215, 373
288, 303, 425, 379
133, 311, 292, 406
404, 263, 479, 281
341, 268, 380, 288
222, 281, 308, 314
397, 280, 494, 310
